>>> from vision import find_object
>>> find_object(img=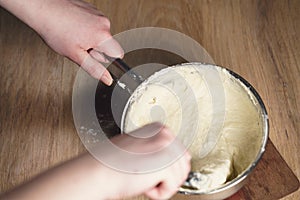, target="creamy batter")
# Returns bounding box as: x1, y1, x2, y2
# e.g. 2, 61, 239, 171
122, 63, 264, 192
